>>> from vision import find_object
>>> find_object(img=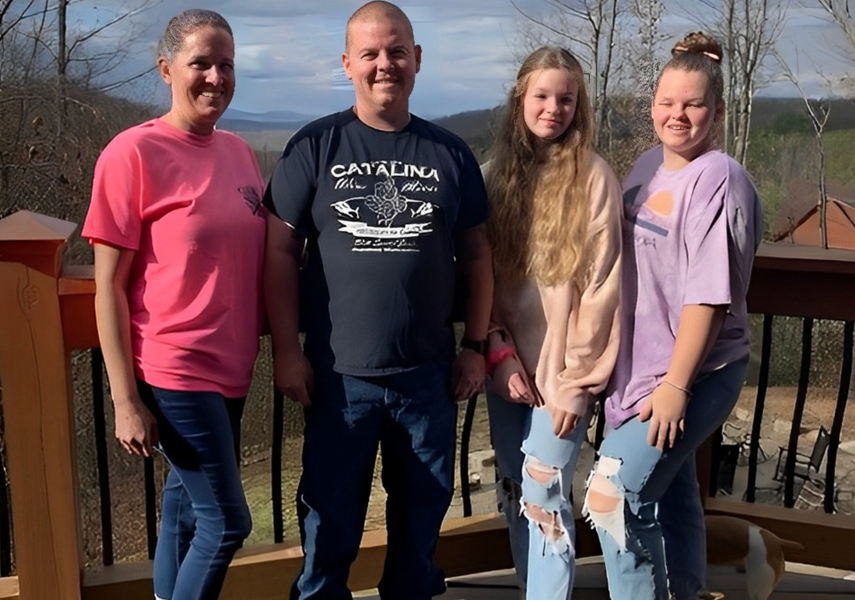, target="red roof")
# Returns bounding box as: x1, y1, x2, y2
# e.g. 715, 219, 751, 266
774, 197, 855, 250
